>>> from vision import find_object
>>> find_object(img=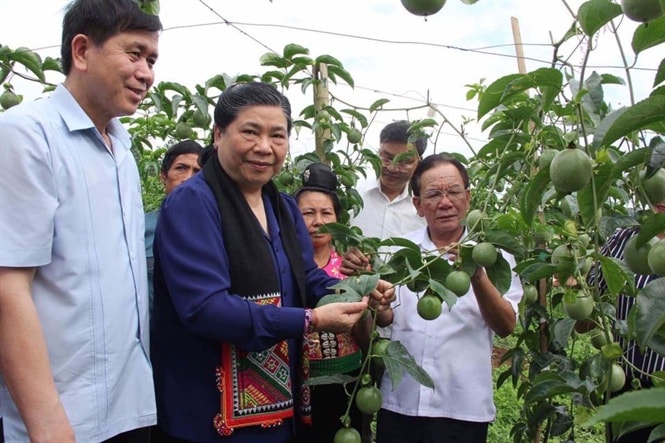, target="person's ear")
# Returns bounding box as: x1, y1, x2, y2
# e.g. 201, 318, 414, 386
70, 34, 91, 72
